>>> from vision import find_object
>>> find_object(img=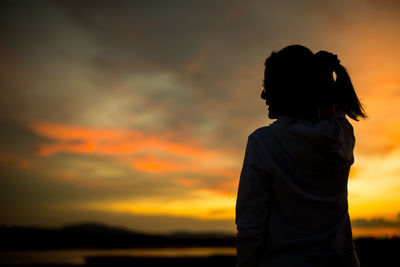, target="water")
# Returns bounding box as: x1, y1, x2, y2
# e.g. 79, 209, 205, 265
0, 247, 236, 265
